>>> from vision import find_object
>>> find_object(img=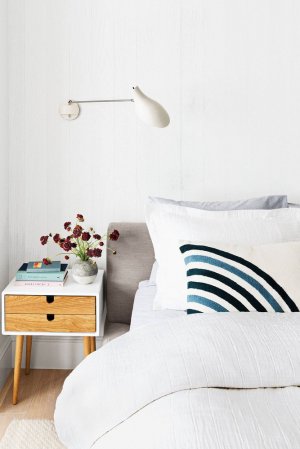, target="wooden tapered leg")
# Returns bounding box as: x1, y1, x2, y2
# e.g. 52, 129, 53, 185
13, 335, 24, 405
90, 337, 96, 352
25, 336, 32, 375
83, 336, 91, 357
